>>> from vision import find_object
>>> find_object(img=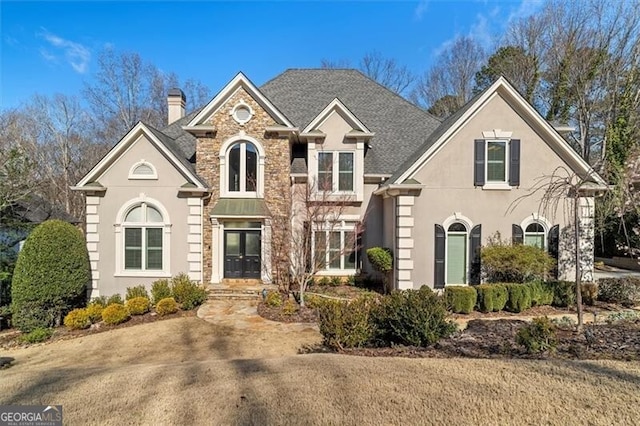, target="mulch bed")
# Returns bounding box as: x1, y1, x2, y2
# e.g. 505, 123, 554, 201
0, 309, 196, 350
337, 319, 640, 361
257, 303, 318, 323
